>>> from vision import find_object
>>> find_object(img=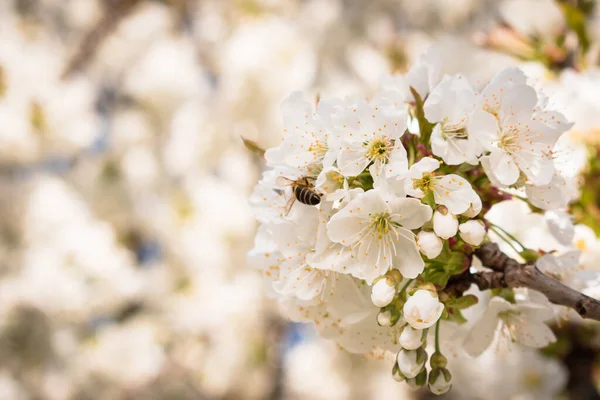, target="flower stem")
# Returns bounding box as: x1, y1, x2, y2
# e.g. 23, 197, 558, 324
435, 319, 441, 353
399, 279, 414, 294
408, 144, 416, 166
488, 225, 522, 255
487, 221, 527, 251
